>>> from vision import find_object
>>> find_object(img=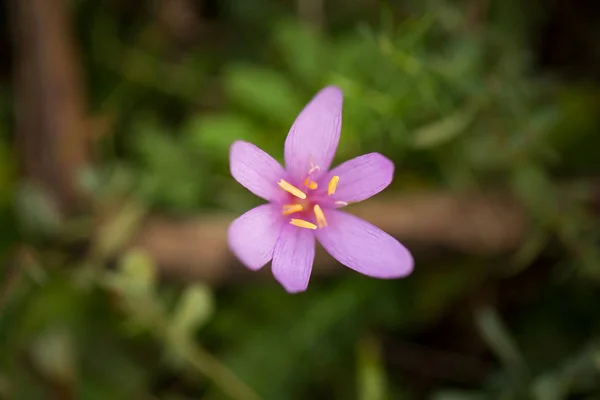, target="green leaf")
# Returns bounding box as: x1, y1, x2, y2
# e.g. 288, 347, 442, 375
30, 327, 76, 384
223, 64, 303, 124
431, 390, 486, 400
15, 182, 63, 238
130, 117, 204, 209
531, 342, 600, 400
92, 201, 147, 260
115, 248, 157, 295
272, 20, 324, 83
412, 104, 477, 149
511, 163, 558, 220
170, 284, 214, 340
20, 279, 88, 335
475, 306, 529, 379
102, 251, 164, 334
509, 228, 549, 275
357, 336, 389, 400
186, 113, 260, 154
165, 285, 214, 368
